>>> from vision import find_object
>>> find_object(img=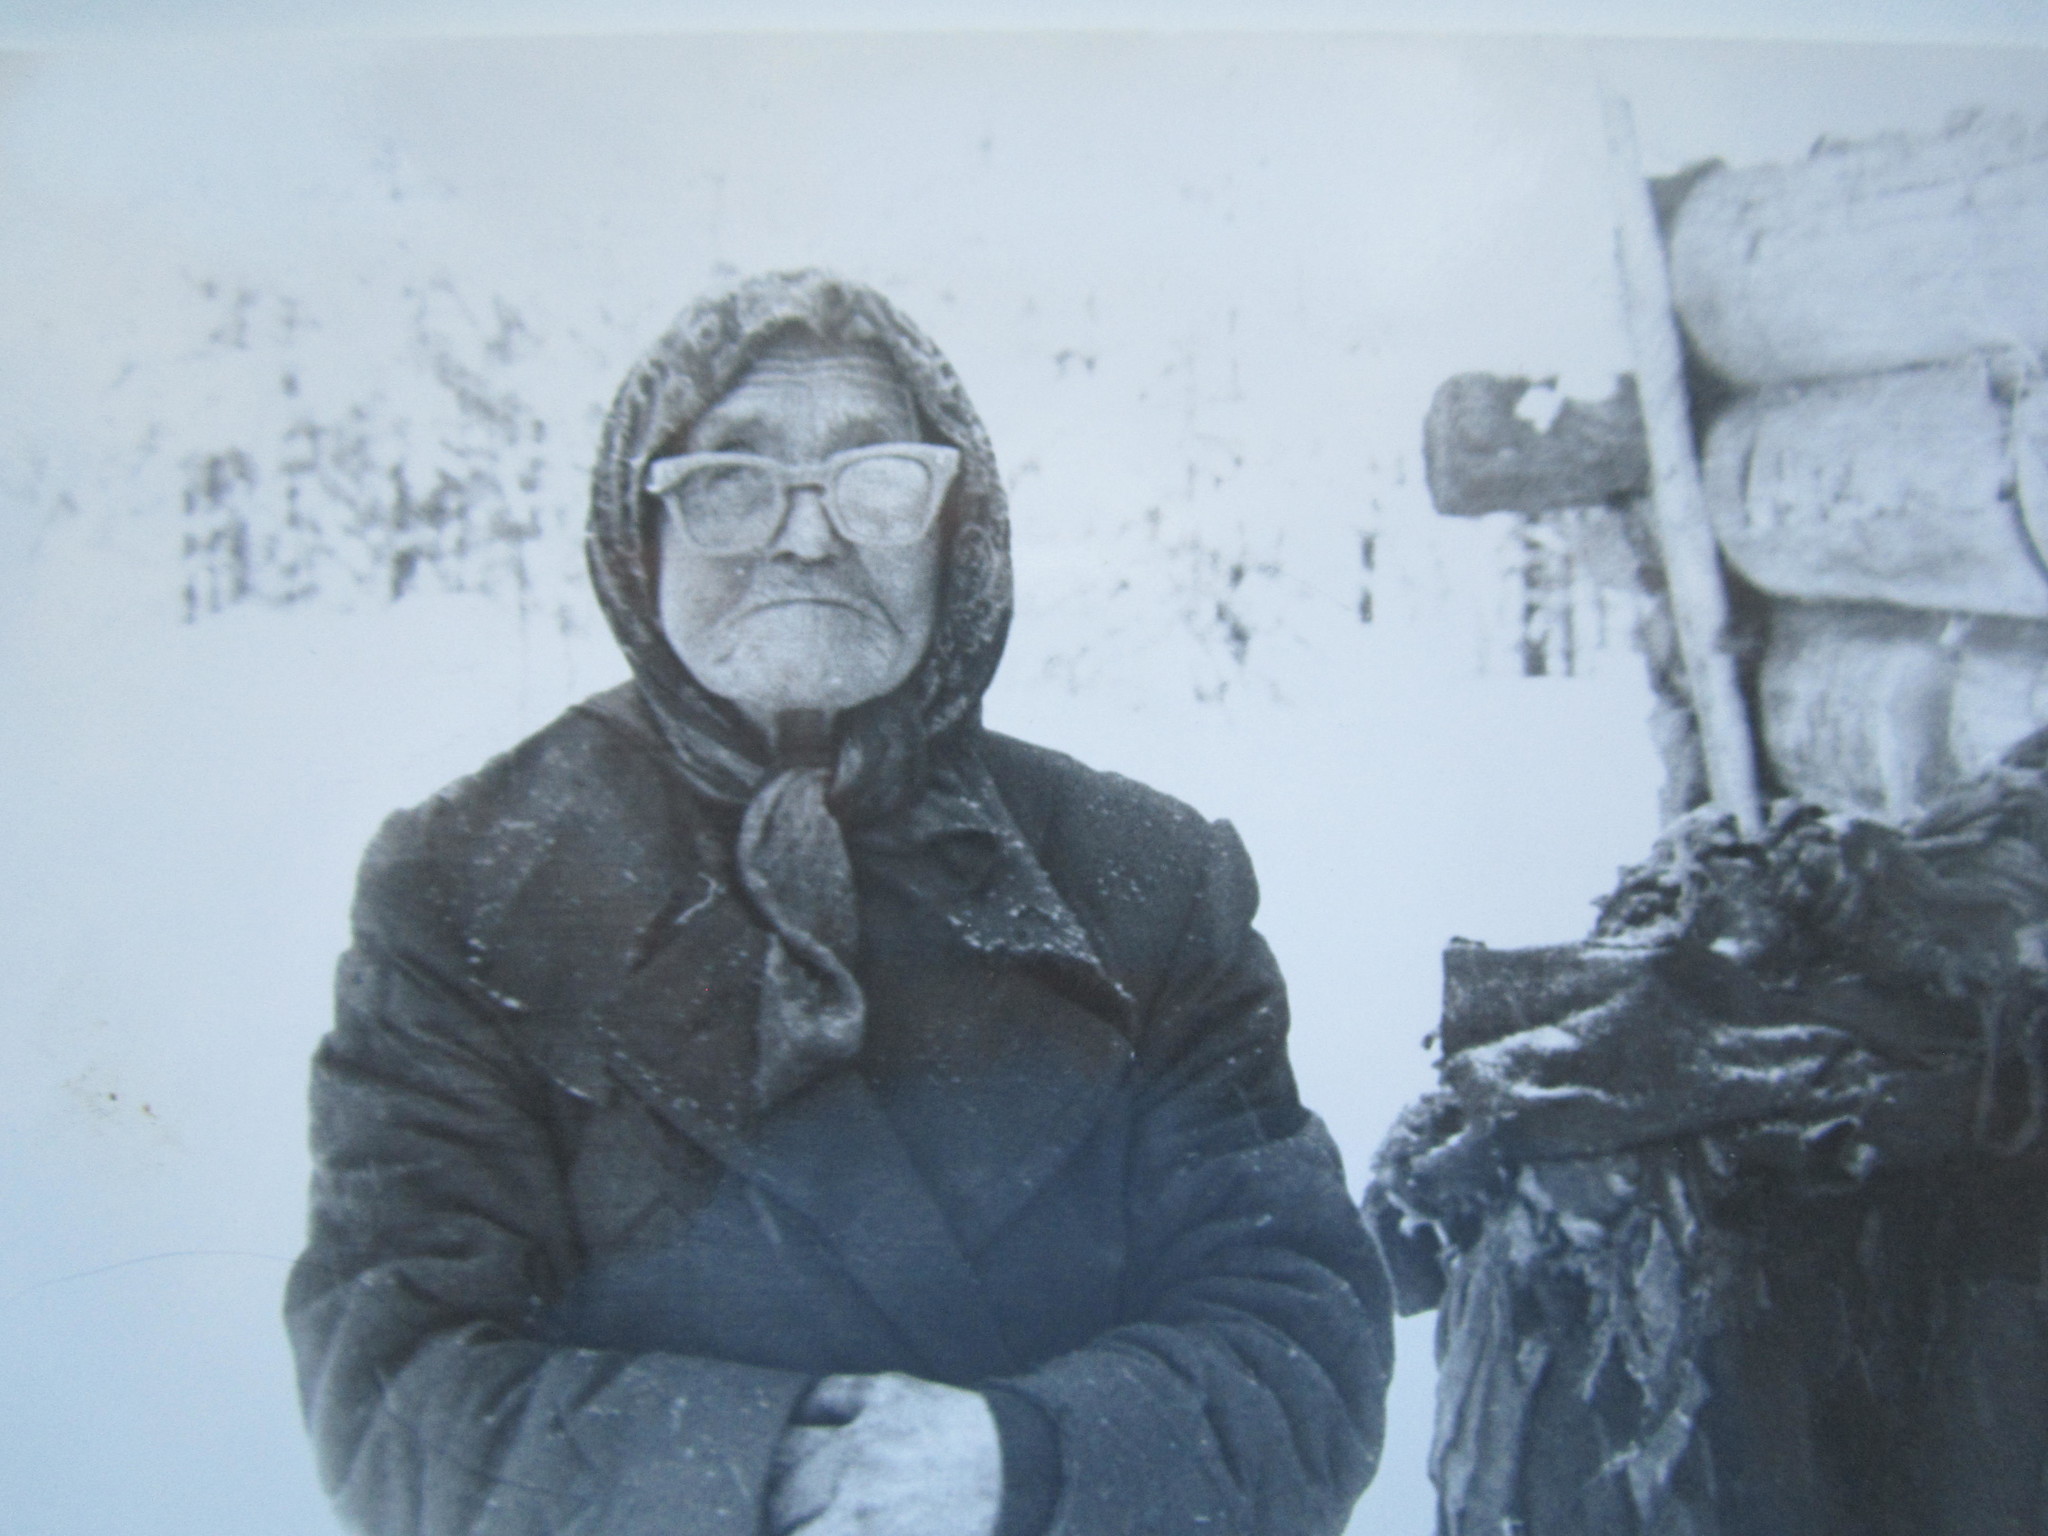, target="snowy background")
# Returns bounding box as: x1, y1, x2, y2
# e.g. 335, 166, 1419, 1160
4, 21, 2048, 1534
